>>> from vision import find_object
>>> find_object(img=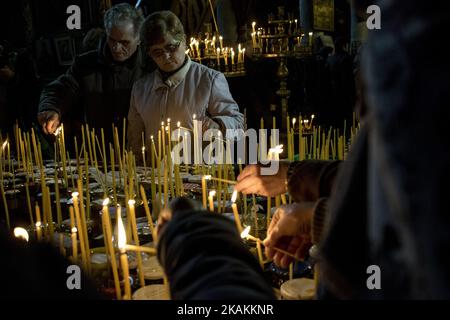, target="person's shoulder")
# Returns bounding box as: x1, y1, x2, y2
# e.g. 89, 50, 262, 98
189, 61, 223, 80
